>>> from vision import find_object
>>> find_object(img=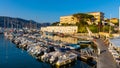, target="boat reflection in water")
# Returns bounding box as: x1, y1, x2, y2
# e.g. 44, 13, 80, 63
44, 34, 78, 44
